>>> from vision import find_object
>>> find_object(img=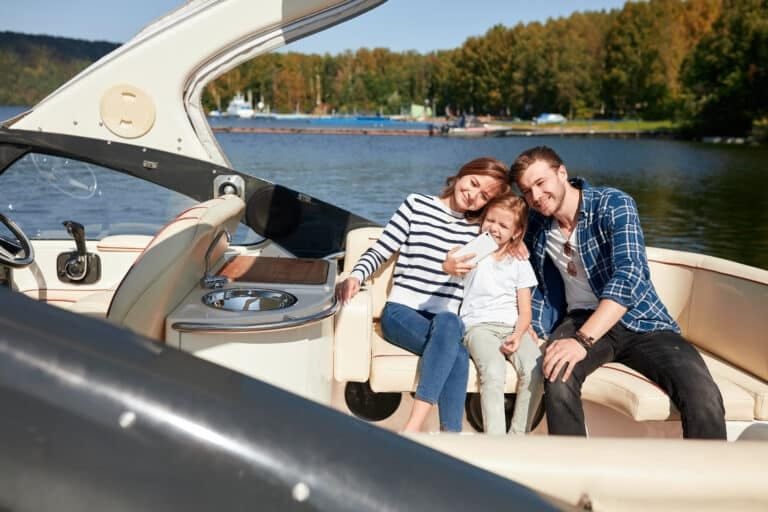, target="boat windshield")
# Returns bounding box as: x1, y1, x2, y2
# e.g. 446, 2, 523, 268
0, 152, 260, 243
